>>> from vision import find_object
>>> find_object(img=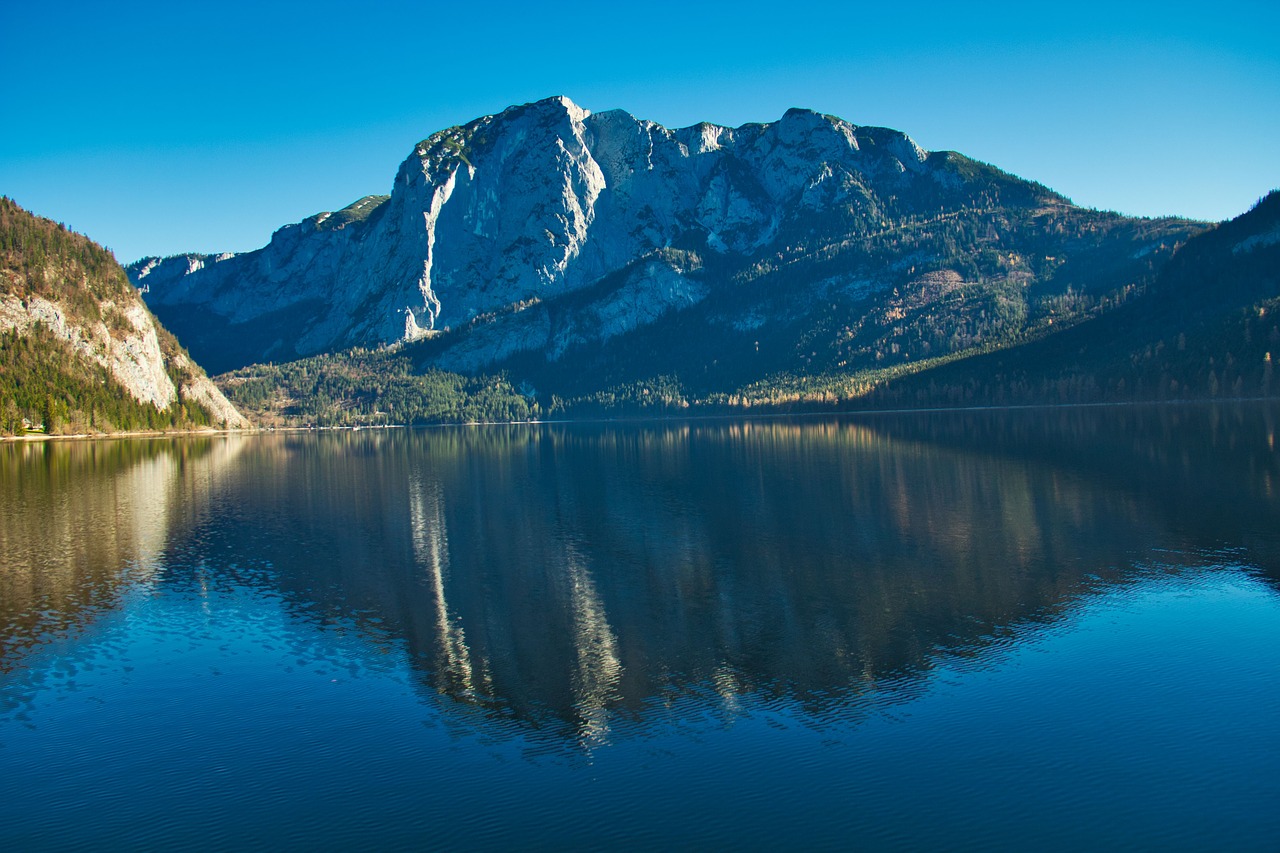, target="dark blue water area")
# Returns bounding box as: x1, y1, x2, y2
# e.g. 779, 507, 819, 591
2, 403, 1279, 850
